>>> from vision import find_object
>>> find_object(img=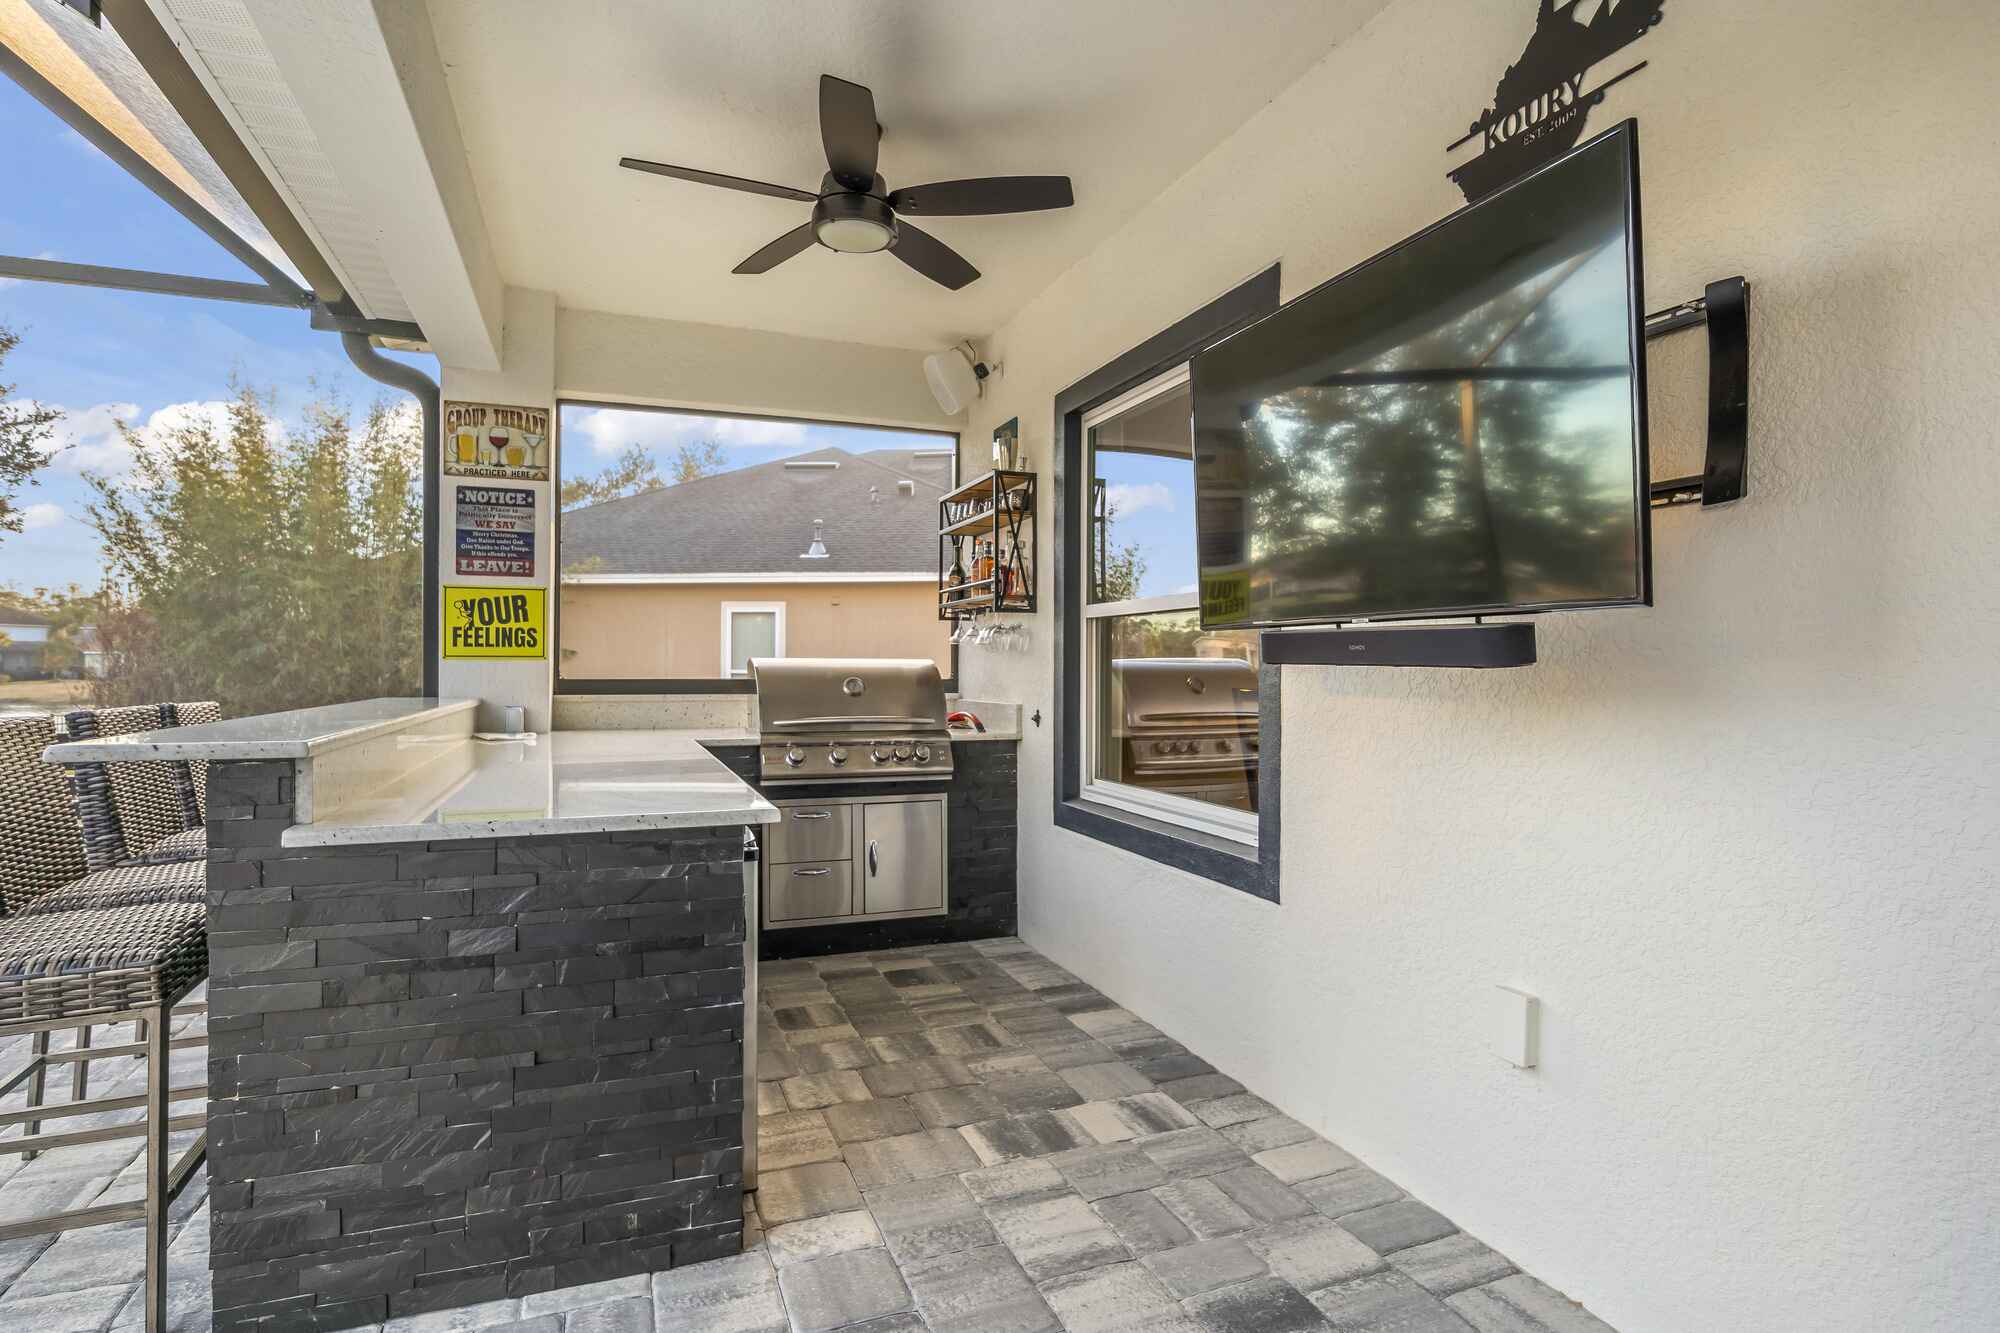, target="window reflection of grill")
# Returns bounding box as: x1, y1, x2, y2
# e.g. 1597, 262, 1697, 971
1111, 658, 1258, 811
